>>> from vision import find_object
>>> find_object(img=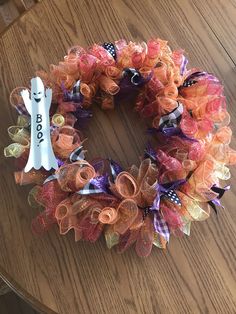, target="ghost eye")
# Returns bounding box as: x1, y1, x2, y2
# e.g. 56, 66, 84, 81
38, 92, 42, 94
33, 92, 36, 95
